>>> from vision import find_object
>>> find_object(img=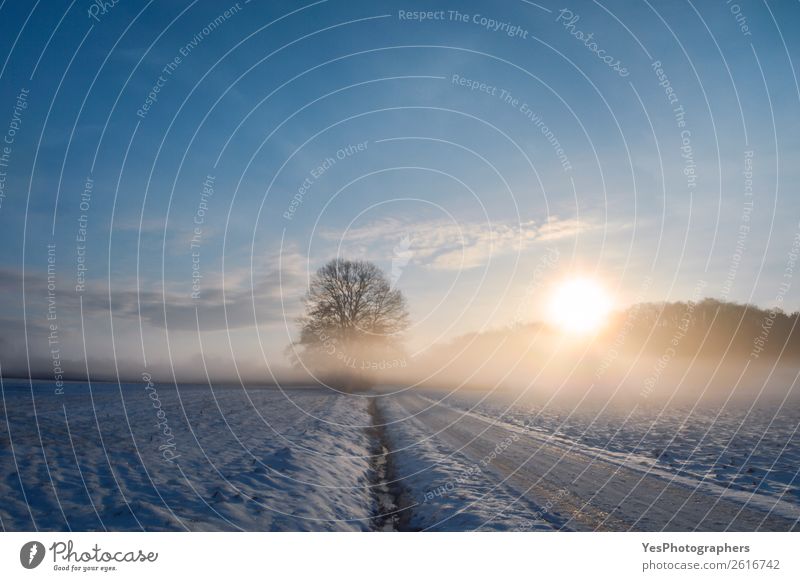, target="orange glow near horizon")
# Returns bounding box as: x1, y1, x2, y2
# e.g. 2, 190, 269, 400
547, 277, 614, 335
